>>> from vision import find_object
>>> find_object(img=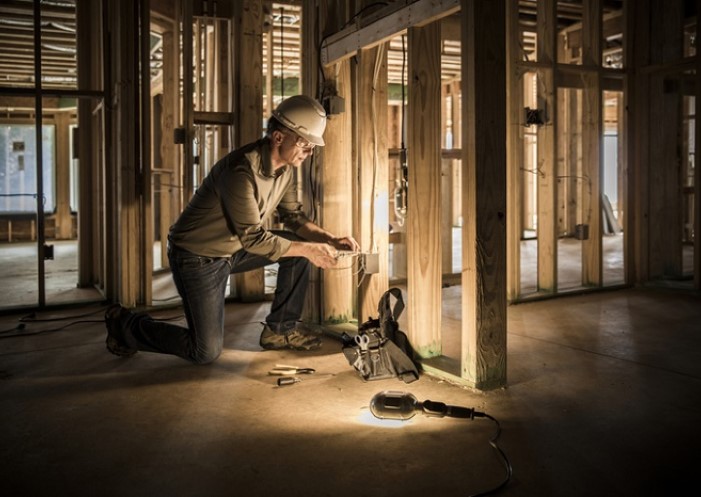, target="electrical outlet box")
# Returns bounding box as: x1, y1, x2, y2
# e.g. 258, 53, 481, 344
324, 95, 345, 115
362, 252, 380, 274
